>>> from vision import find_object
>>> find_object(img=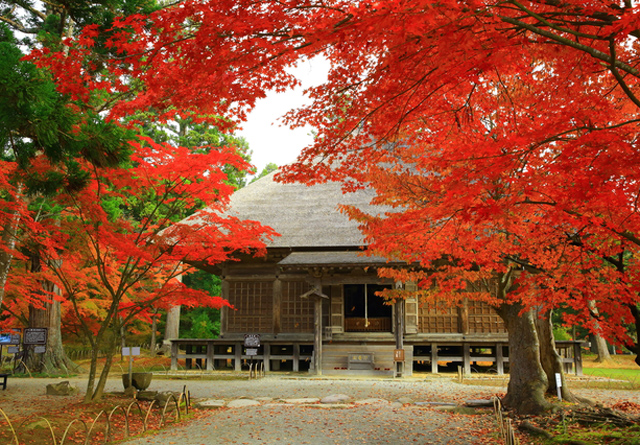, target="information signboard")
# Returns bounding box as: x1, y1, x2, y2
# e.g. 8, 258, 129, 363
23, 328, 48, 345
